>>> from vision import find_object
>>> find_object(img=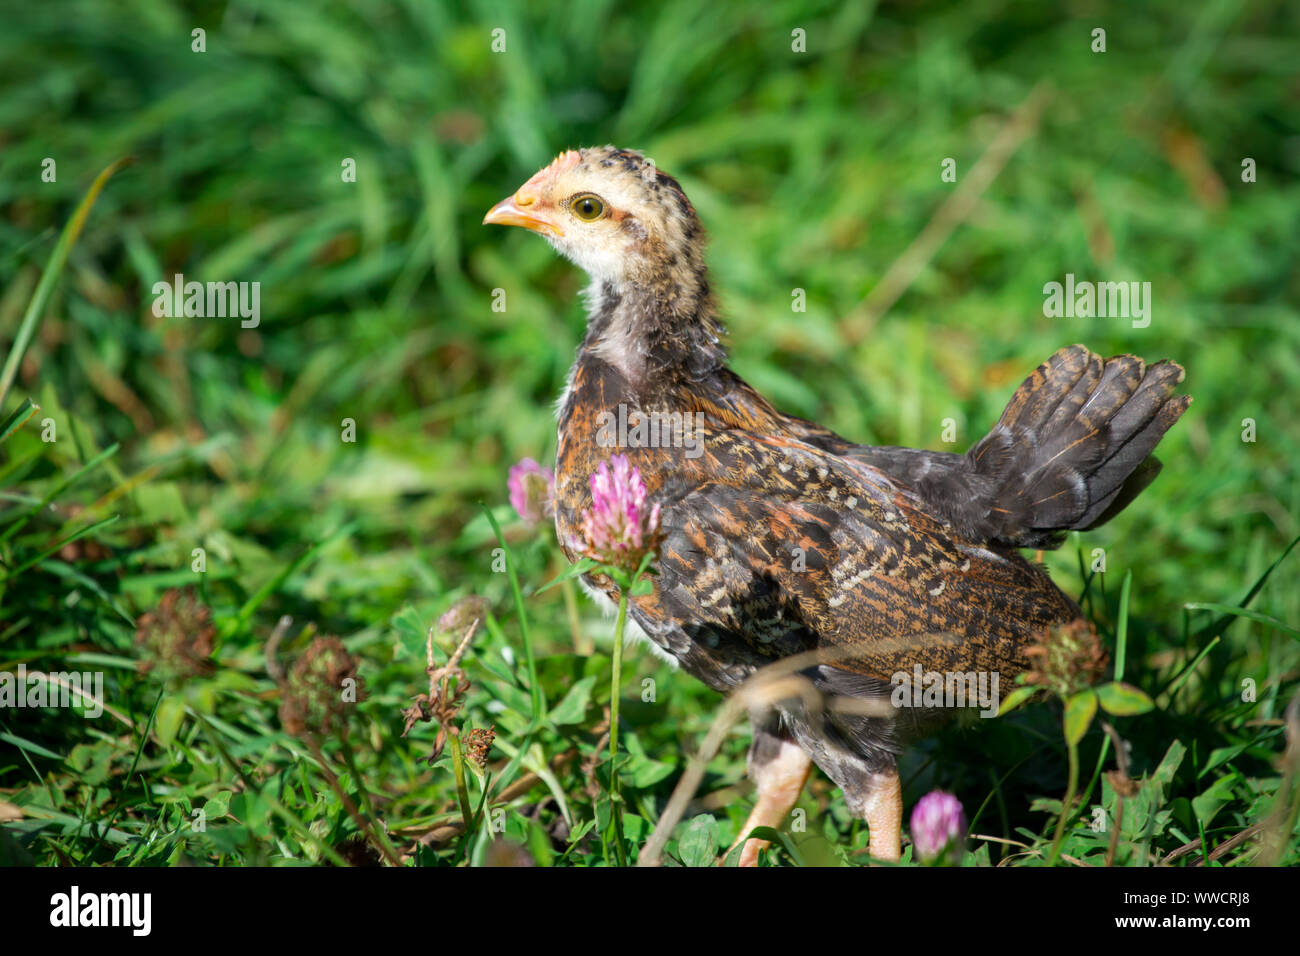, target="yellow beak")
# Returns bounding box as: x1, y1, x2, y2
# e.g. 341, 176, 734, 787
482, 195, 564, 239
